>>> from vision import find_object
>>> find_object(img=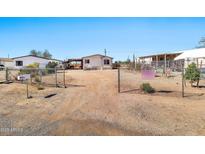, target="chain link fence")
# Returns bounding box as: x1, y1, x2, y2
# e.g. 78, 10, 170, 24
0, 67, 6, 83
118, 60, 205, 98
4, 68, 66, 88
0, 67, 67, 99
